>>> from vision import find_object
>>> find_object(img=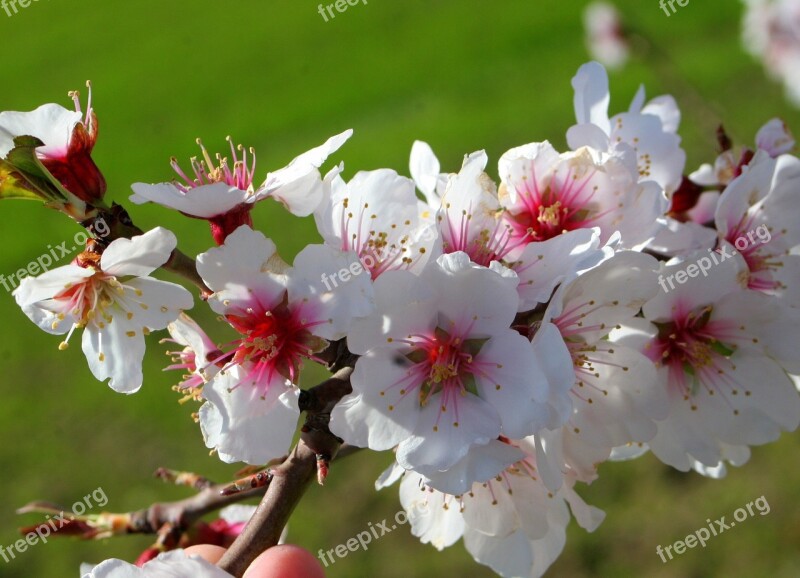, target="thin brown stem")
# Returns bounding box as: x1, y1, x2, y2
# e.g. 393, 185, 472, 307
127, 483, 268, 535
